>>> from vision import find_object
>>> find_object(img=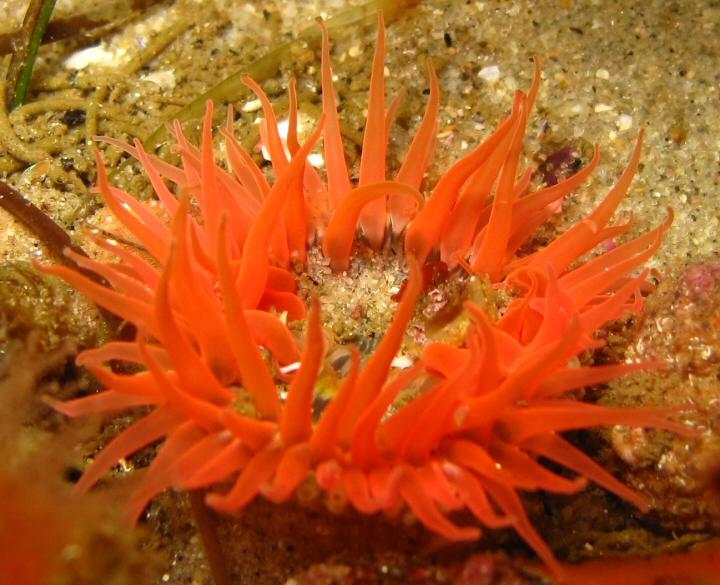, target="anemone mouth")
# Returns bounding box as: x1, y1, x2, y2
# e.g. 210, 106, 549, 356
295, 244, 410, 351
